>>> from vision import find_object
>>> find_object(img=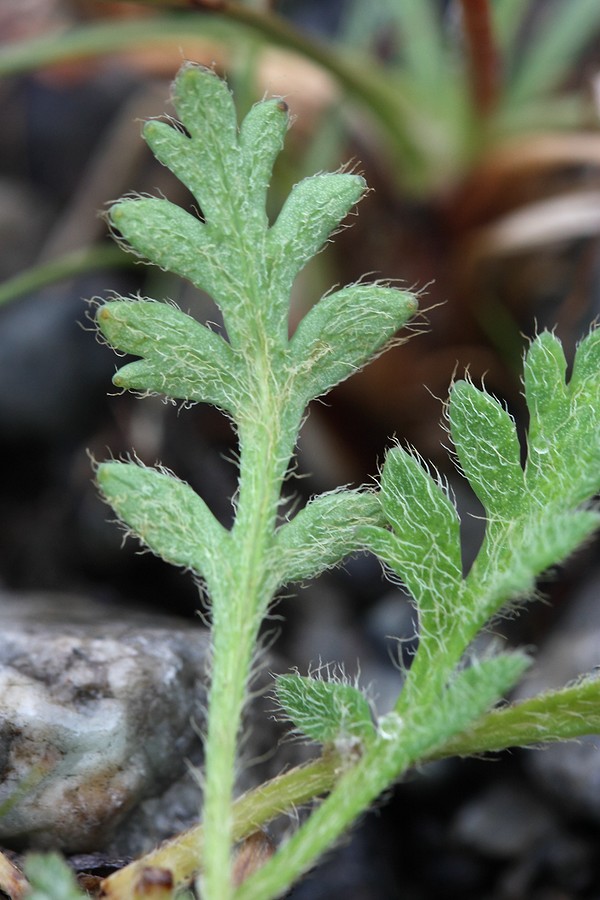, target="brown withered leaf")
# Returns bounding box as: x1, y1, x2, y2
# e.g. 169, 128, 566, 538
232, 831, 275, 888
